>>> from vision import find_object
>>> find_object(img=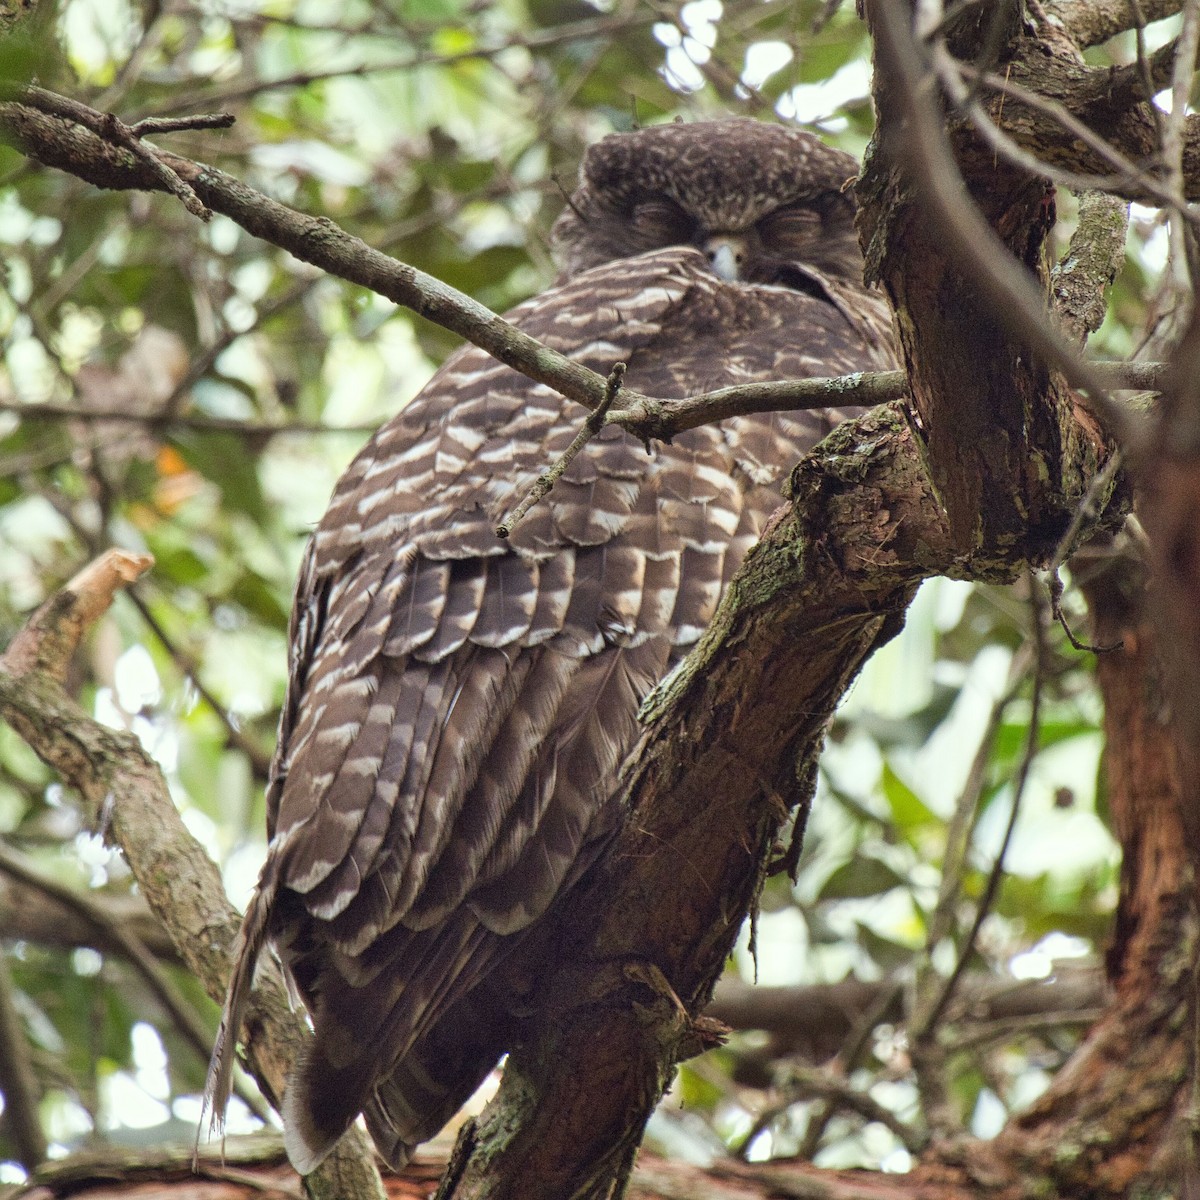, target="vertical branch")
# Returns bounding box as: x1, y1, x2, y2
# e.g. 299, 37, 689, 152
985, 531, 1195, 1197
0, 947, 48, 1170
1162, 0, 1200, 304
861, 0, 1128, 558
